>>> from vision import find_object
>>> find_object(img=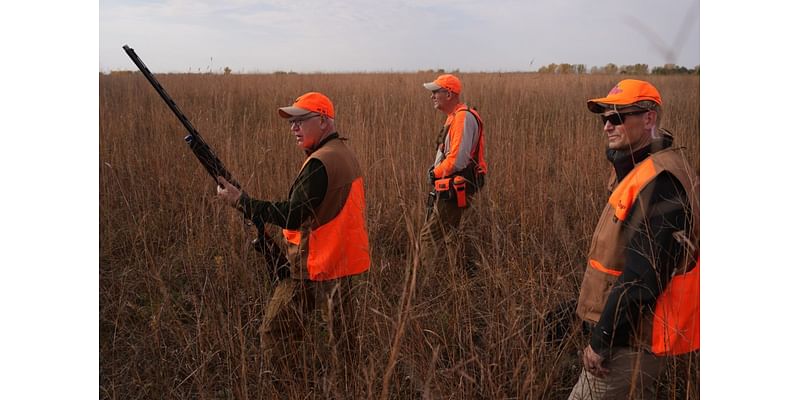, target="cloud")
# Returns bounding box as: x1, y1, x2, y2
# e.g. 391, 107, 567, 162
101, 0, 699, 72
